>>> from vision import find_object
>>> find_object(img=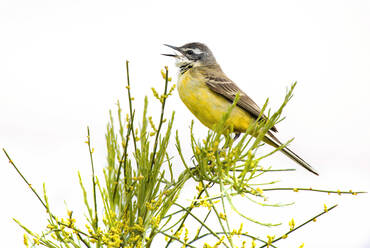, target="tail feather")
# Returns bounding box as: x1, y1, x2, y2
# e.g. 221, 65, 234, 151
264, 132, 319, 176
